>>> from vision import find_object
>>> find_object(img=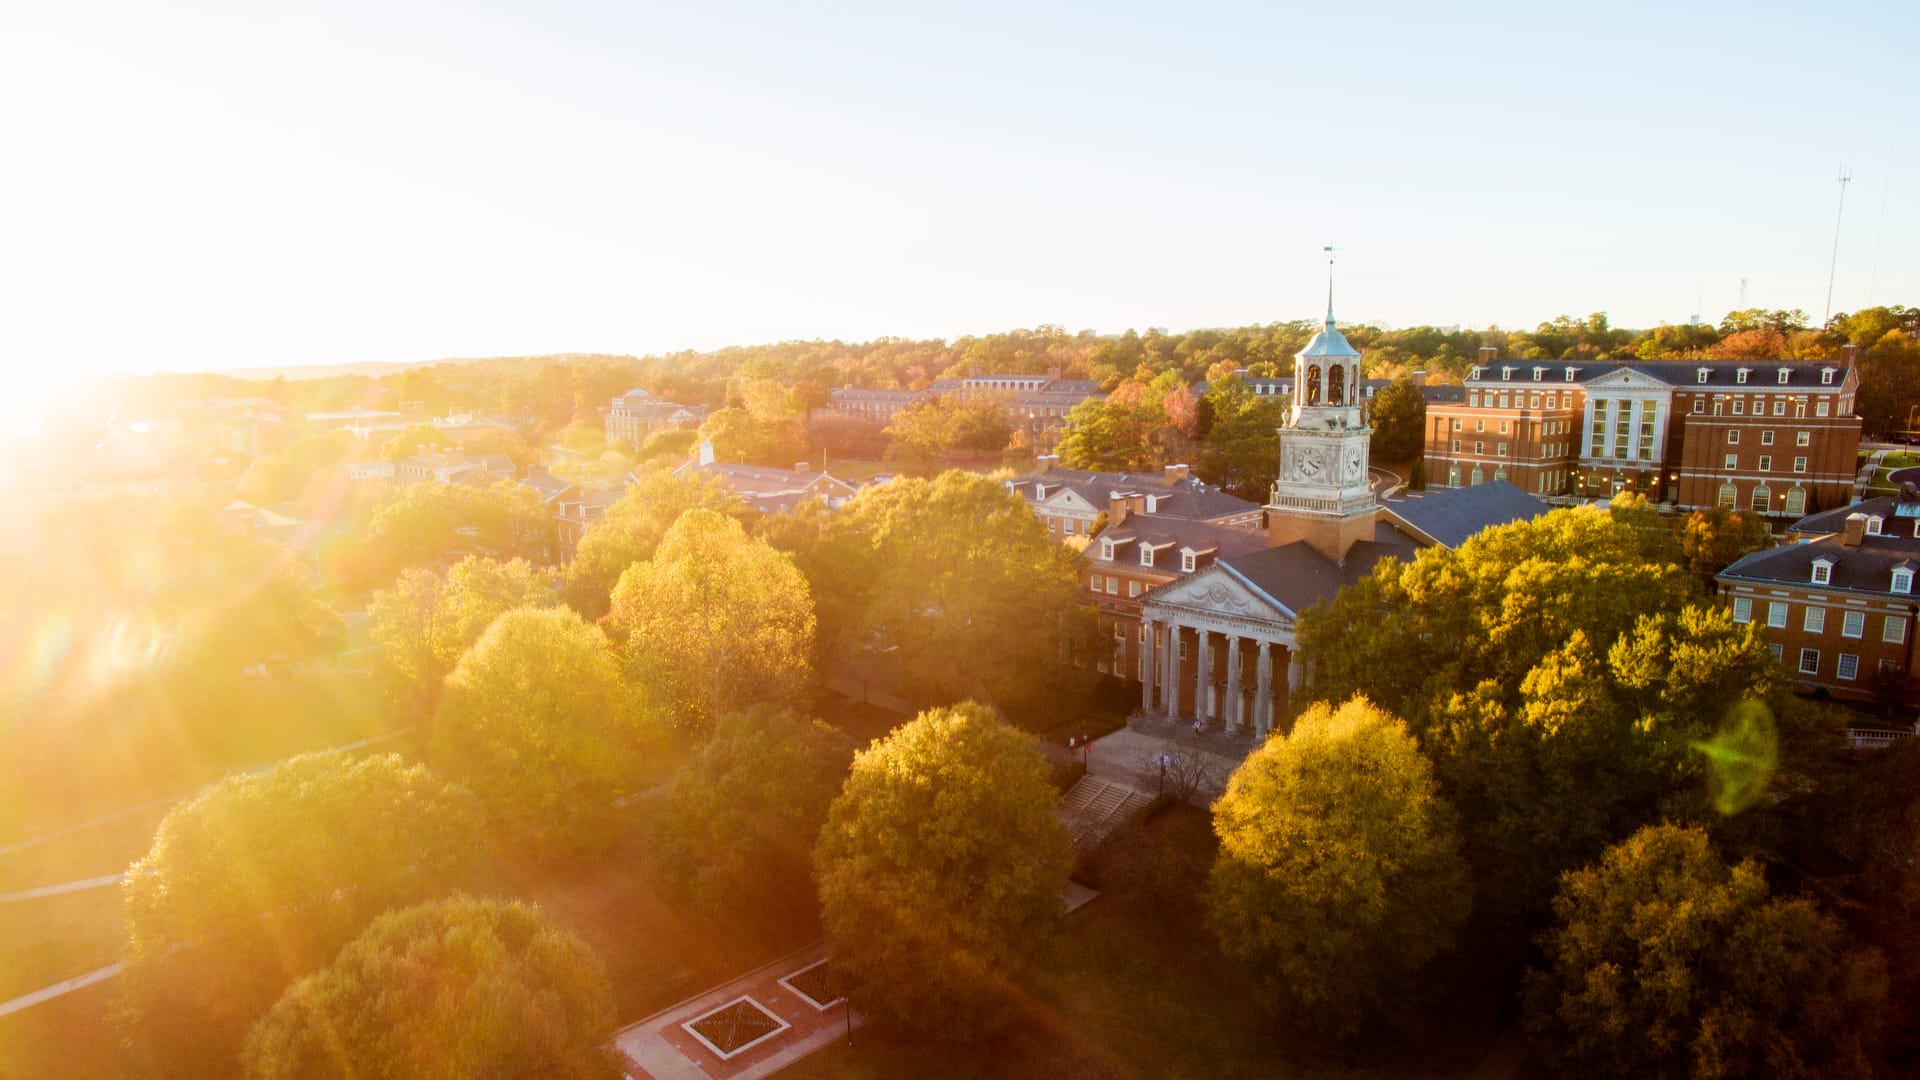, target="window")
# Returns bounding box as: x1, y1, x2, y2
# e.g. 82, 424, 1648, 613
1733, 400, 1744, 415
1502, 367, 1512, 381
1498, 442, 1509, 457
1770, 643, 1784, 661
1697, 368, 1710, 384
1692, 398, 1704, 414
1451, 418, 1462, 430
1499, 420, 1510, 434
1470, 466, 1484, 485
1804, 606, 1825, 633
1868, 515, 1884, 535
1100, 540, 1114, 560
1798, 648, 1820, 675
1138, 623, 1148, 641
1727, 430, 1740, 445
1476, 419, 1486, 433
1884, 616, 1906, 644
1448, 466, 1461, 487
1718, 484, 1737, 509
1129, 580, 1142, 598
1751, 485, 1770, 512
1785, 487, 1807, 516
1737, 368, 1751, 384
1796, 431, 1810, 446
1140, 546, 1154, 567
1843, 611, 1865, 638
1565, 368, 1577, 382
1451, 439, 1461, 453
1533, 367, 1545, 381
1778, 368, 1791, 385
1896, 569, 1915, 595
1469, 392, 1480, 407
1838, 654, 1859, 680
1105, 577, 1118, 595
1475, 441, 1485, 454
1817, 400, 1831, 417
1725, 453, 1738, 470
1767, 602, 1788, 628
1812, 560, 1832, 585
1089, 575, 1101, 592
1761, 430, 1774, 445
1181, 551, 1197, 572
1793, 456, 1807, 473
1758, 456, 1771, 472
1771, 399, 1784, 416
1113, 624, 1127, 641
1732, 597, 1753, 623
1882, 659, 1903, 674
1822, 368, 1836, 385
